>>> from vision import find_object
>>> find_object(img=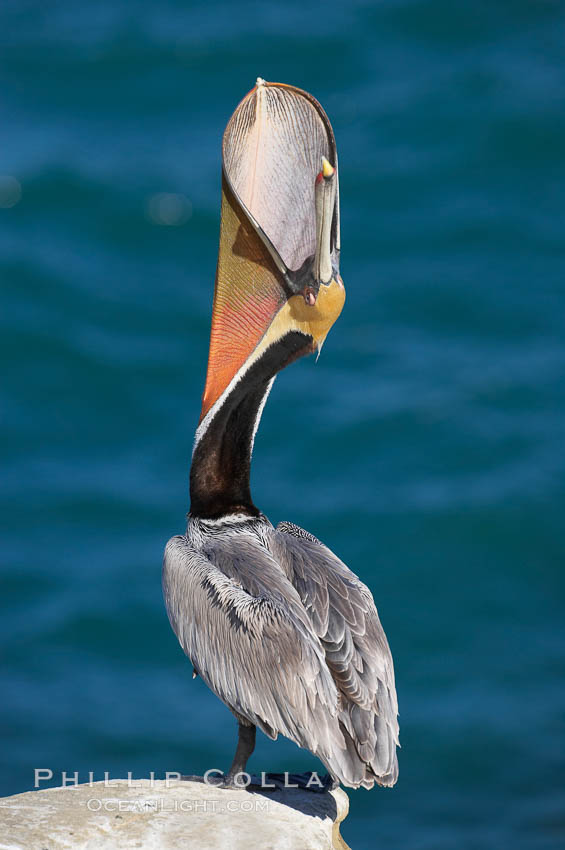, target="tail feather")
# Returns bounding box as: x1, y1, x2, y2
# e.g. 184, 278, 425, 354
319, 698, 399, 789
